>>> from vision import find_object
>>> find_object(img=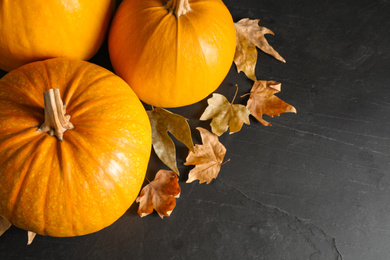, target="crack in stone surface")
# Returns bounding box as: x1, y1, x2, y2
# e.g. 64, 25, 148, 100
217, 180, 344, 260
